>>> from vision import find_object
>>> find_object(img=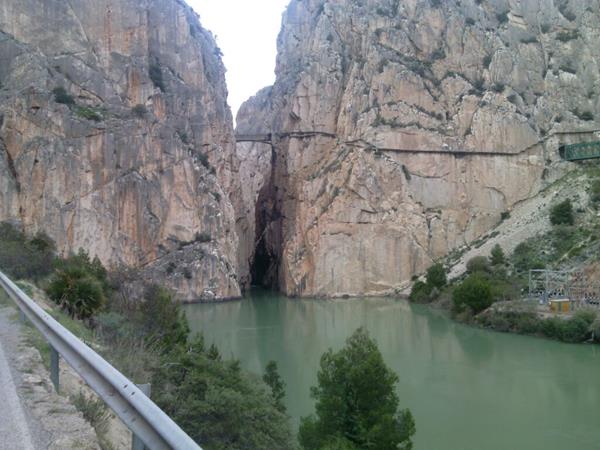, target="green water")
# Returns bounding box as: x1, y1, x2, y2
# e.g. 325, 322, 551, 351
183, 290, 600, 450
